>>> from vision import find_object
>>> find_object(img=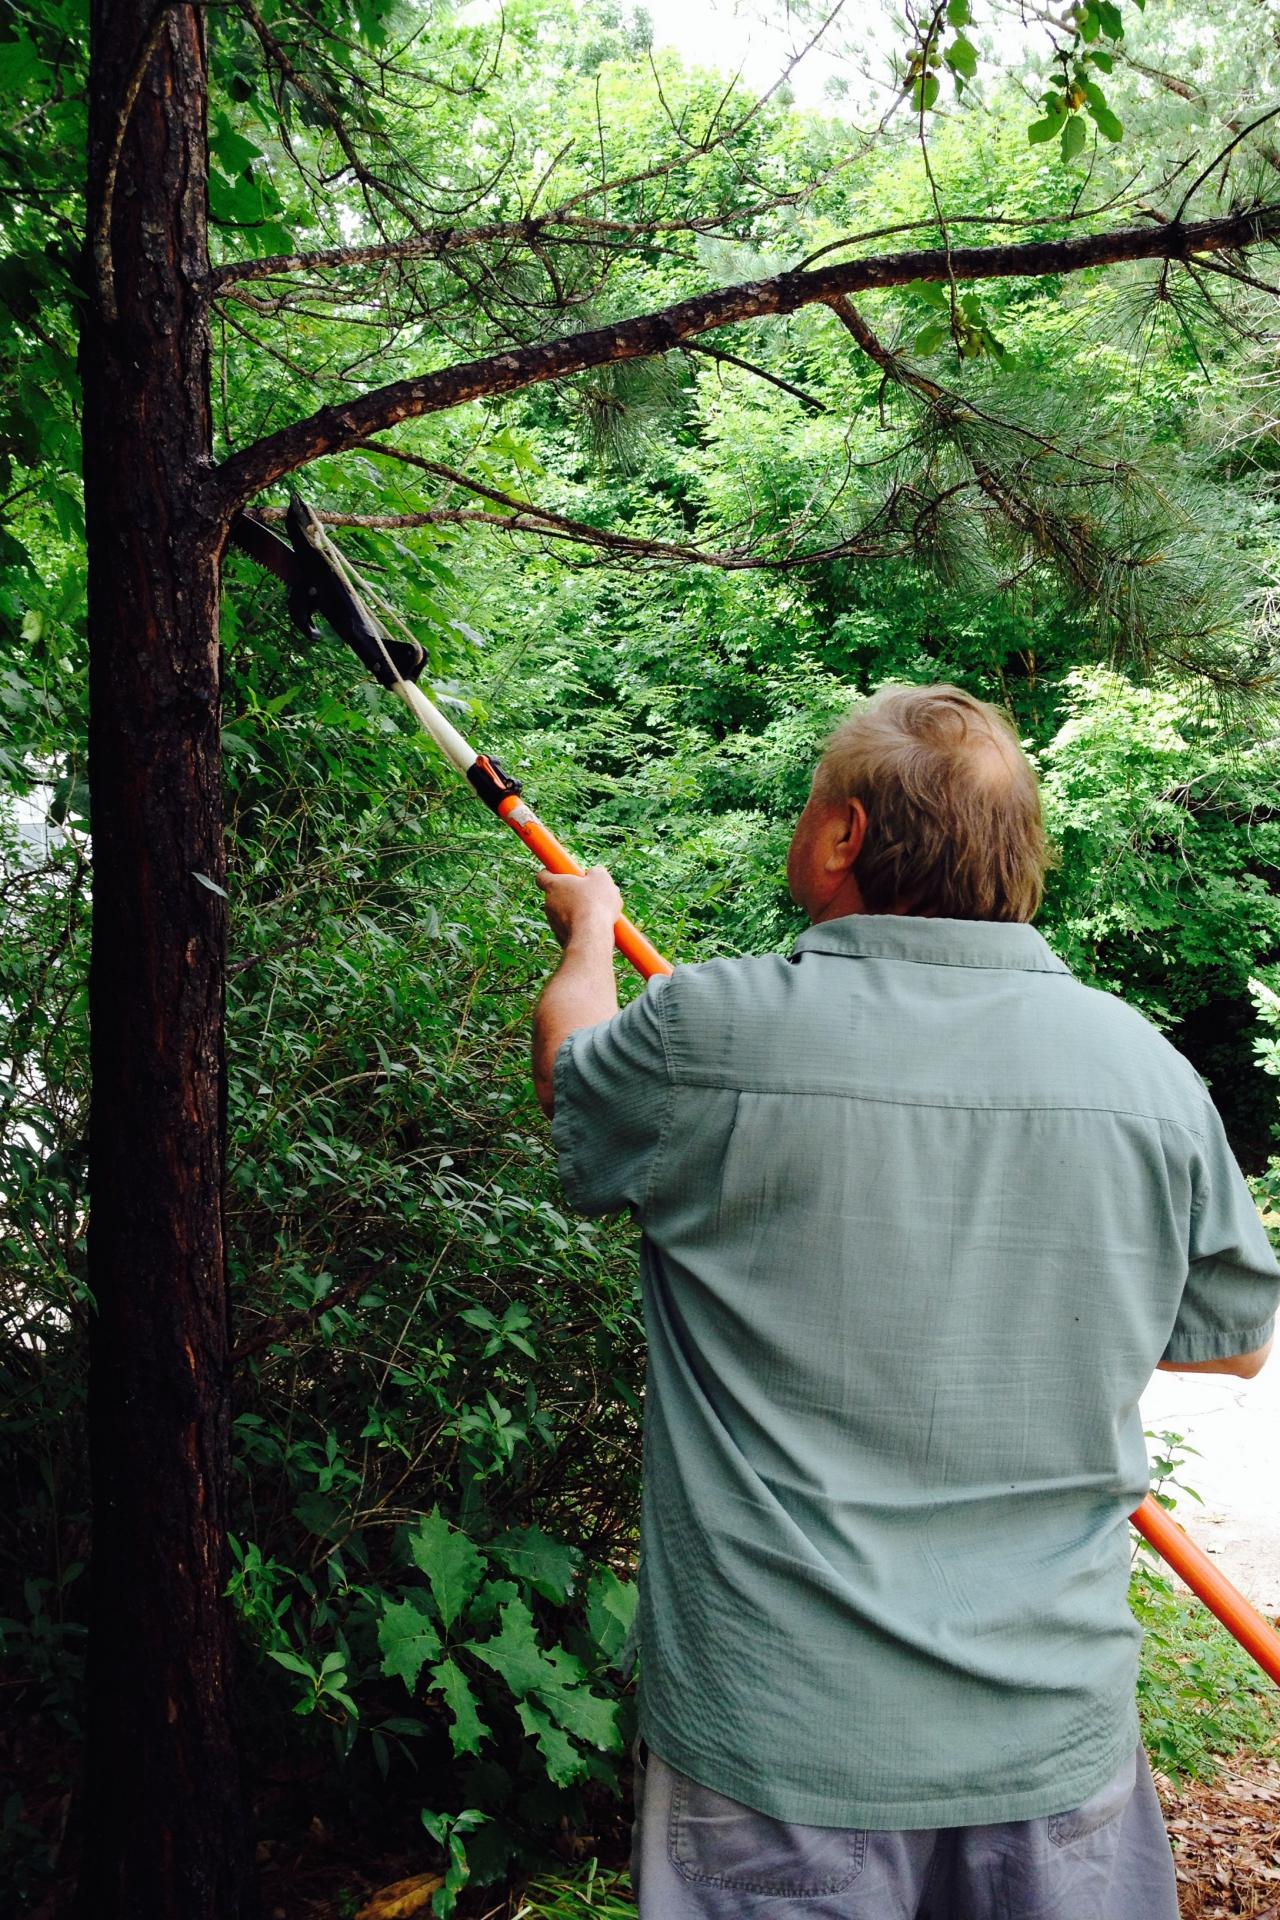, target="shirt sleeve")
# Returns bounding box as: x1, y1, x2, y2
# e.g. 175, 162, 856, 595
1163, 1098, 1280, 1366
550, 973, 675, 1218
